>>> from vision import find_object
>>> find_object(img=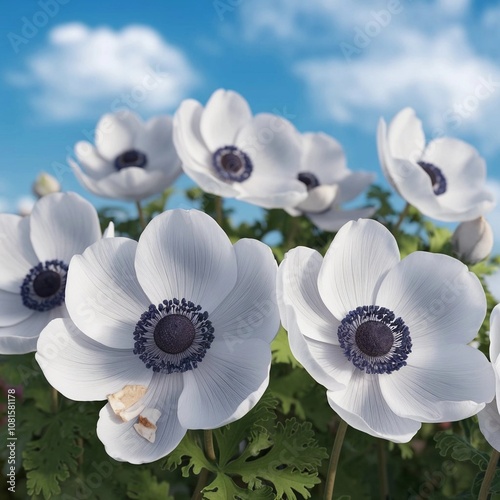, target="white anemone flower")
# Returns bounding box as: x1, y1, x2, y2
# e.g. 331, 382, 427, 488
173, 89, 308, 209
36, 209, 280, 464
0, 192, 102, 354
377, 108, 495, 222
277, 218, 494, 442
285, 132, 376, 231
70, 111, 181, 201
478, 305, 500, 451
